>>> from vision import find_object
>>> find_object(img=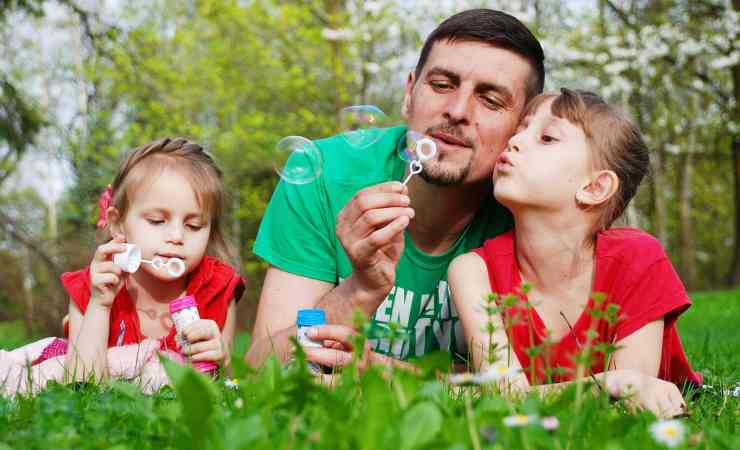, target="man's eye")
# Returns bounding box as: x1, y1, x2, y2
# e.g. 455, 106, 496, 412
430, 80, 453, 90
482, 96, 501, 109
